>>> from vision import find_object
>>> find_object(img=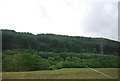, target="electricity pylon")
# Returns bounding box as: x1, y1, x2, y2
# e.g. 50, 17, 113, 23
101, 36, 103, 54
